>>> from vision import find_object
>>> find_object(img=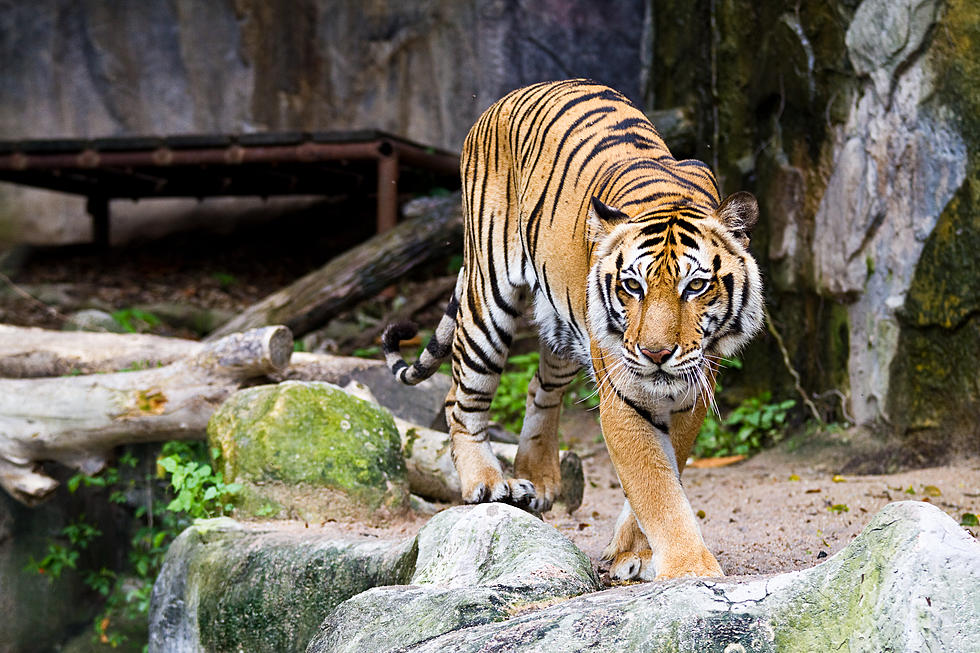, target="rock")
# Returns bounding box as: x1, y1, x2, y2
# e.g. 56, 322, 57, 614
148, 518, 417, 653
345, 502, 978, 652
277, 354, 452, 432
207, 381, 410, 522
345, 364, 452, 432
846, 0, 942, 102
306, 503, 602, 653
813, 1, 967, 426
61, 308, 127, 333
